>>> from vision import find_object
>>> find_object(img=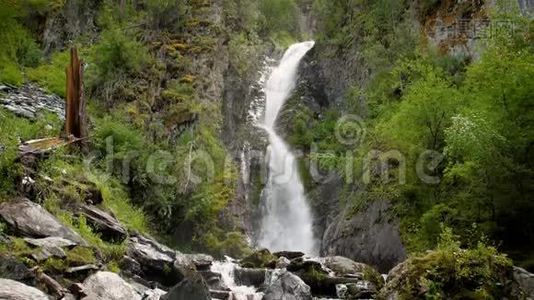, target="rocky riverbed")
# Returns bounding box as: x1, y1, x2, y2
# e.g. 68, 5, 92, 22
2, 196, 534, 300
